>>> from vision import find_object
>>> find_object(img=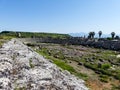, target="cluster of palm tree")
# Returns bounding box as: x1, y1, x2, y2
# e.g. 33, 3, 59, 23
88, 32, 95, 38
88, 31, 117, 39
